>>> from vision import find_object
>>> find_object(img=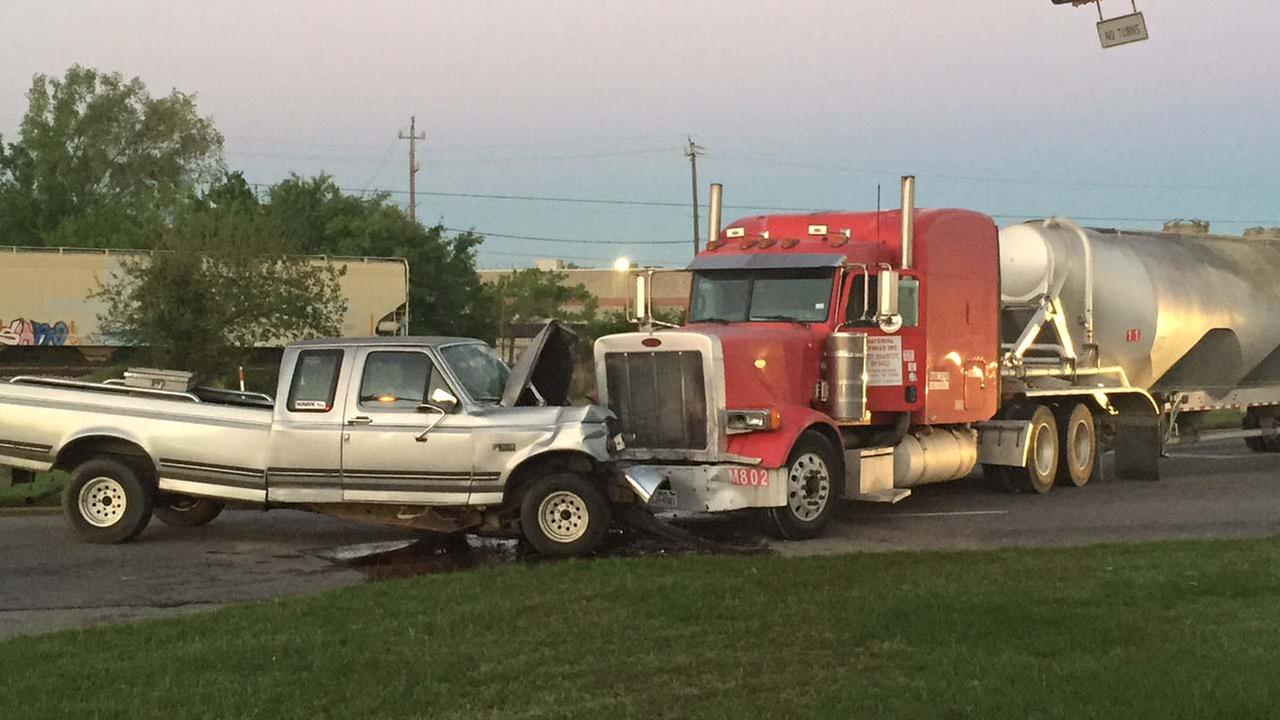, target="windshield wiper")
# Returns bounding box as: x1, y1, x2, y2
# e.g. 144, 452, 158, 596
691, 316, 736, 324
751, 315, 809, 324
